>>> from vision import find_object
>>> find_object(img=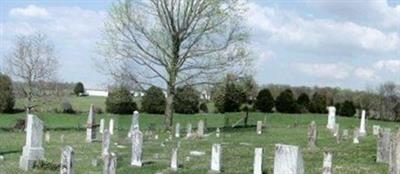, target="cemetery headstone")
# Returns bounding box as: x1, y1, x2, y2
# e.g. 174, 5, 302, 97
353, 128, 359, 144
322, 152, 333, 174
373, 125, 381, 136
273, 144, 304, 174
326, 106, 336, 131
307, 121, 317, 149
171, 148, 178, 171
131, 130, 143, 167
333, 124, 339, 137
60, 146, 74, 174
102, 129, 111, 158
175, 123, 180, 138
216, 128, 220, 138
128, 111, 140, 138
103, 152, 117, 174
256, 121, 262, 135
359, 110, 367, 137
186, 123, 192, 138
198, 120, 205, 137
211, 144, 221, 172
19, 114, 45, 171
99, 119, 105, 134
390, 129, 400, 174
253, 148, 263, 174
109, 119, 114, 135
45, 131, 50, 143
342, 129, 349, 140
377, 128, 391, 163
86, 104, 96, 143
